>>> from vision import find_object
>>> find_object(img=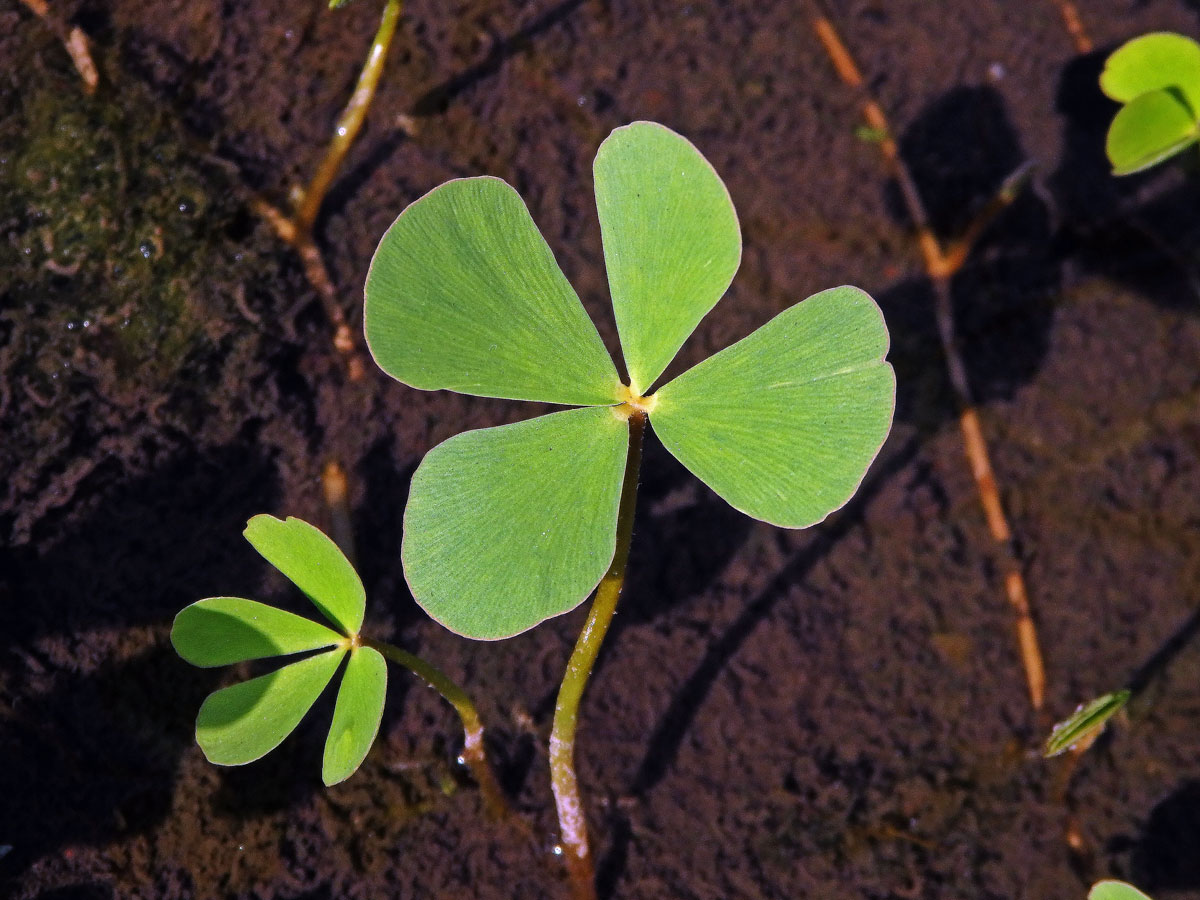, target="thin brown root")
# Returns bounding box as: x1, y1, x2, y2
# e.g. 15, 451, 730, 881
812, 4, 1046, 712
251, 196, 367, 382
1052, 0, 1093, 53
20, 0, 99, 94
321, 460, 357, 566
